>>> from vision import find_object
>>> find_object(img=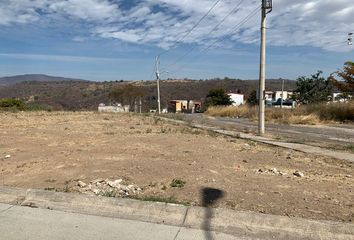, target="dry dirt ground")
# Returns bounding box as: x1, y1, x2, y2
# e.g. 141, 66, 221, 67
0, 112, 353, 222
